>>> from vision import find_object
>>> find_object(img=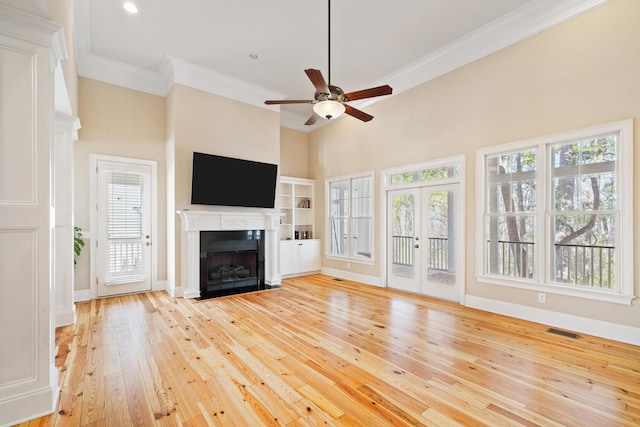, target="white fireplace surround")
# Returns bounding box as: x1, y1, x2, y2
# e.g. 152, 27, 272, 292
177, 210, 281, 298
